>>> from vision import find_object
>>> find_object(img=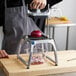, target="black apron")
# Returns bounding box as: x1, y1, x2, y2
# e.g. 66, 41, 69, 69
2, 0, 40, 54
